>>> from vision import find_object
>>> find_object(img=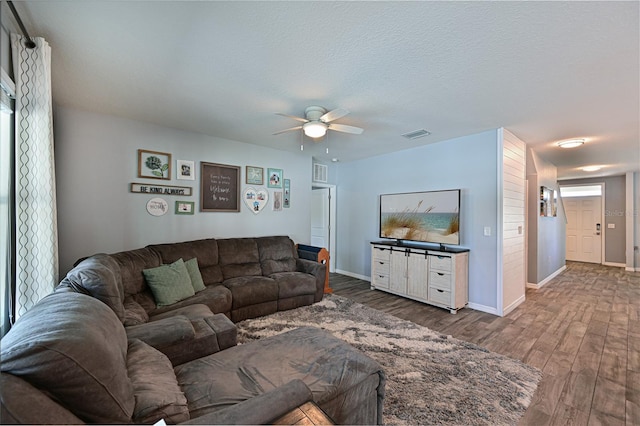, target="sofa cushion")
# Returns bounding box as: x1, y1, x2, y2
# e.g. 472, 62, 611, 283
223, 276, 278, 309
149, 303, 215, 322
126, 315, 196, 349
185, 257, 206, 292
57, 254, 125, 321
127, 339, 189, 424
256, 236, 297, 275
270, 271, 317, 298
0, 292, 134, 423
217, 238, 262, 279
150, 284, 232, 317
174, 326, 384, 421
148, 239, 223, 285
111, 247, 162, 296
143, 259, 195, 307
124, 296, 150, 326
